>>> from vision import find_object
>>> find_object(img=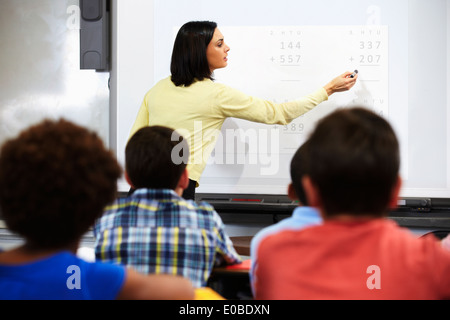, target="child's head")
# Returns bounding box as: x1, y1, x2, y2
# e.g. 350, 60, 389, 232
304, 107, 400, 217
289, 141, 310, 205
125, 126, 189, 190
0, 119, 122, 250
